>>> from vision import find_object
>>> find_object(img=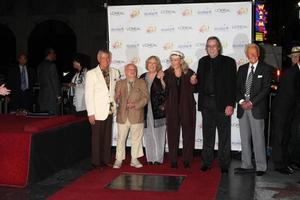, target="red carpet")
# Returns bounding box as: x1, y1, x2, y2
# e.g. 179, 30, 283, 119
48, 159, 221, 200
0, 115, 86, 188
